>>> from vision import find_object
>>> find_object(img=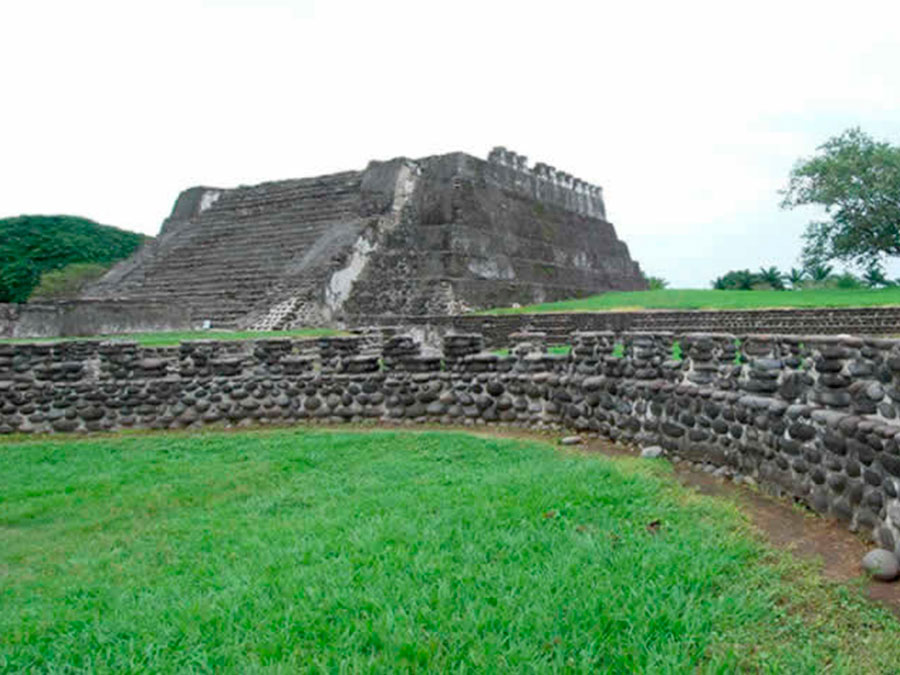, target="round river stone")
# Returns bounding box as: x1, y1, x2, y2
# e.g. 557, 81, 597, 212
861, 549, 900, 581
